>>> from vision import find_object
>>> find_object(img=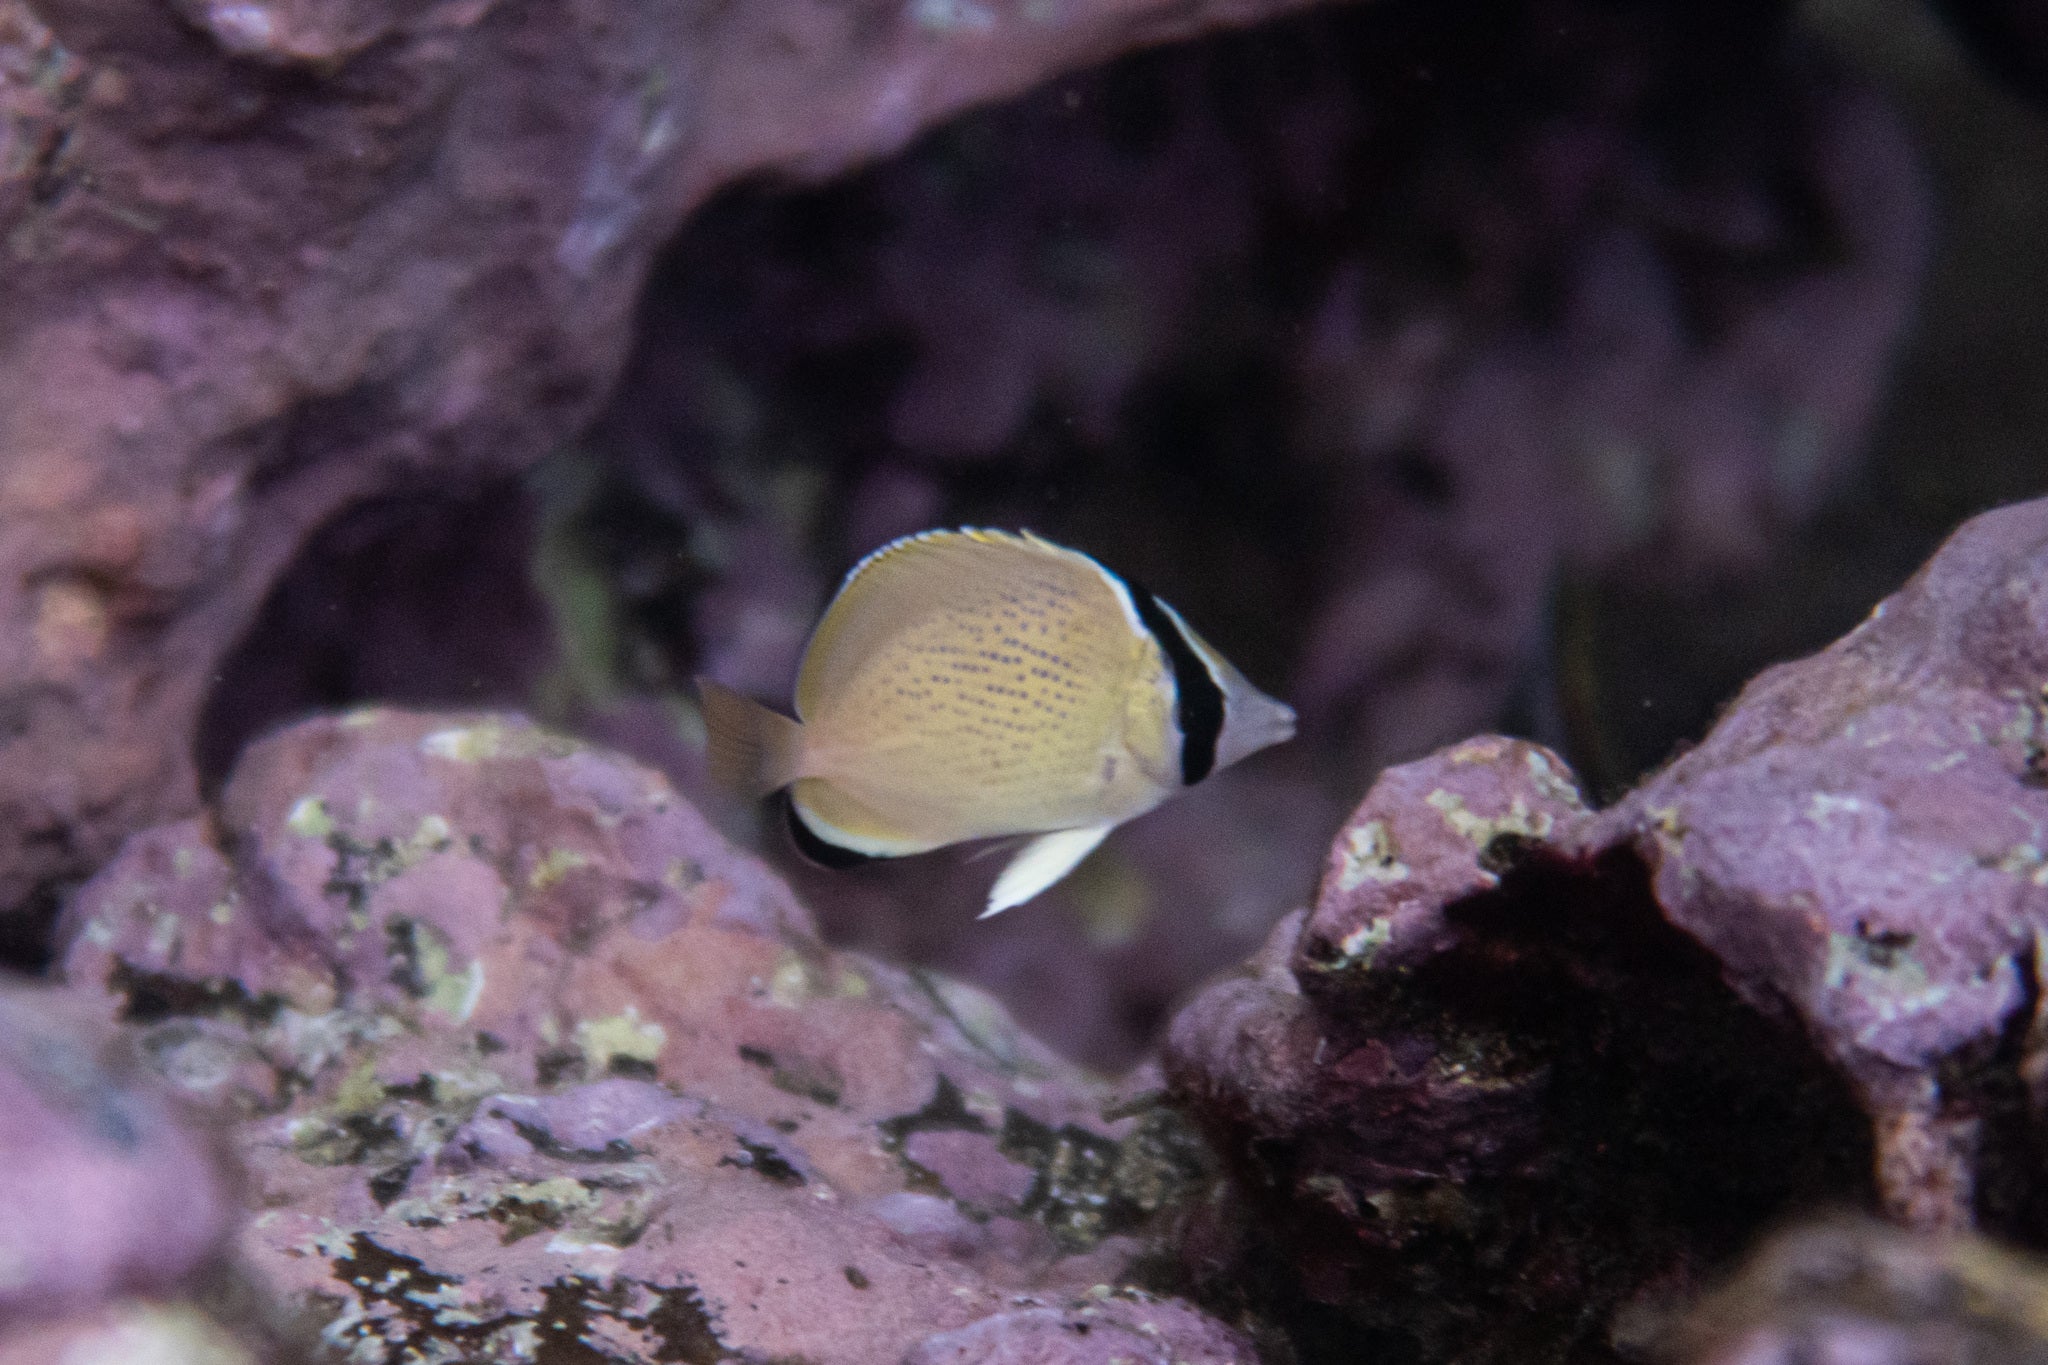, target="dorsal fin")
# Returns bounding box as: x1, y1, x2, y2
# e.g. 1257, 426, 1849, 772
795, 528, 1137, 721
